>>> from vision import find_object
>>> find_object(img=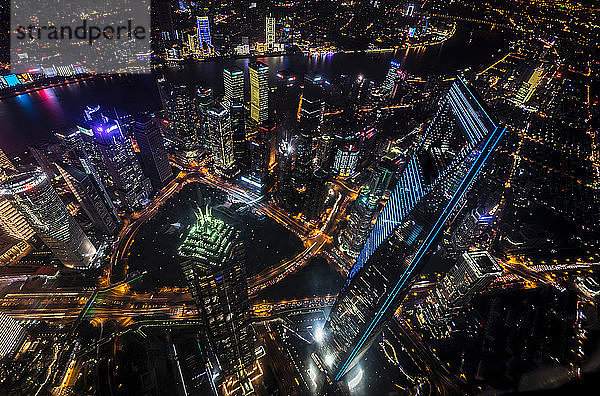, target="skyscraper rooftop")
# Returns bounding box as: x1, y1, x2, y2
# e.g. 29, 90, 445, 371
178, 206, 239, 266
